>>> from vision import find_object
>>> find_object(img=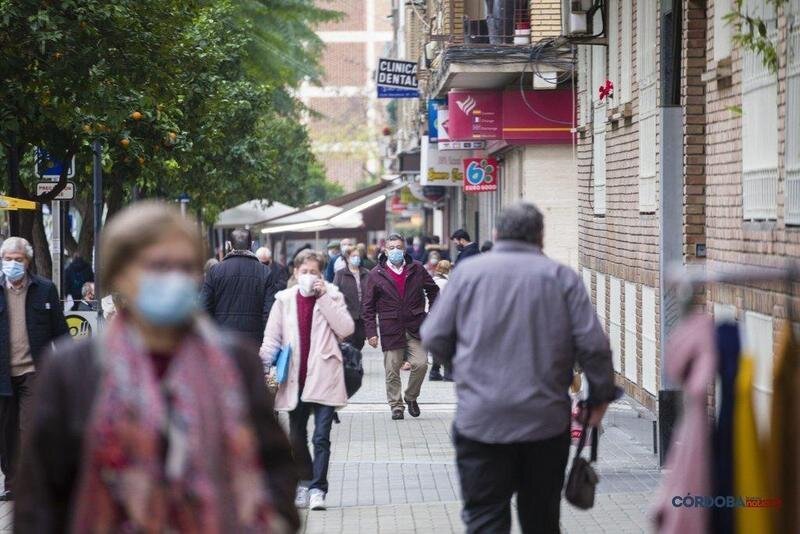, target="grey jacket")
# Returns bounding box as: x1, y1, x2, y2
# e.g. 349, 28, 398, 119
420, 240, 616, 444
